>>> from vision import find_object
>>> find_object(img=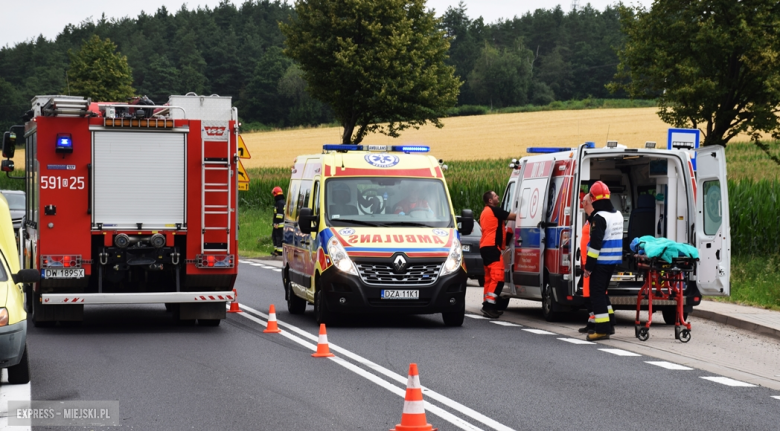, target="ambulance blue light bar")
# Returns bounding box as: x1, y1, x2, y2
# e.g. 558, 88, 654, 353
323, 144, 363, 151
391, 145, 429, 153
526, 147, 572, 154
